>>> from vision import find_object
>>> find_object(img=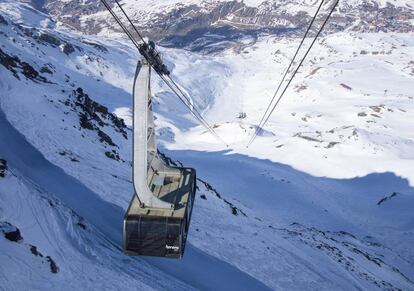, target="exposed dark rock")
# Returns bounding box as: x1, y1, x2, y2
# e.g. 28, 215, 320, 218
0, 158, 7, 178
30, 246, 58, 273
231, 206, 238, 216
351, 247, 383, 267
21, 61, 41, 80
98, 129, 116, 146
104, 151, 114, 159
30, 245, 43, 257
62, 42, 75, 55
338, 232, 356, 240
157, 150, 183, 167
111, 118, 127, 138
326, 142, 340, 149
273, 222, 413, 289
294, 133, 322, 143
17, 24, 34, 38
81, 40, 108, 53
36, 32, 61, 47
0, 48, 20, 79
1, 221, 60, 273
73, 87, 127, 140
369, 105, 384, 113
30, 245, 58, 273
197, 178, 221, 199
0, 48, 48, 82
79, 112, 94, 130
0, 222, 23, 242
377, 192, 398, 205
5, 229, 22, 242
105, 150, 120, 161
198, 178, 247, 217
0, 14, 8, 25
40, 65, 53, 74
340, 83, 352, 90
46, 256, 59, 273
